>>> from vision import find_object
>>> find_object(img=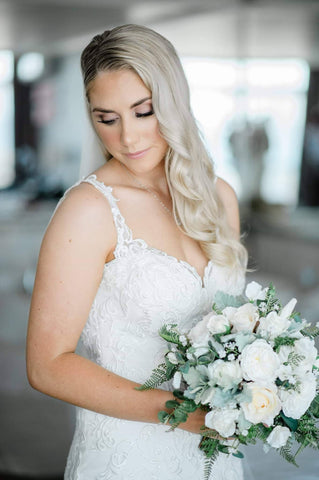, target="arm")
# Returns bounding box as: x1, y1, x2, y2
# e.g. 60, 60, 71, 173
215, 177, 241, 238
26, 183, 204, 432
